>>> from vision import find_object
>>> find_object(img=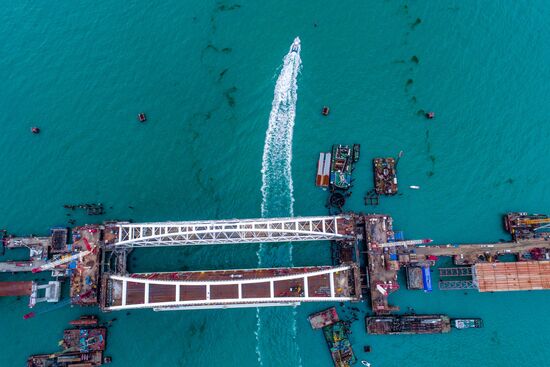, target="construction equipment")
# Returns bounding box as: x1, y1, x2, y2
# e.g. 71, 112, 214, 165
23, 290, 93, 319
32, 250, 91, 273
377, 239, 432, 248
520, 218, 550, 225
